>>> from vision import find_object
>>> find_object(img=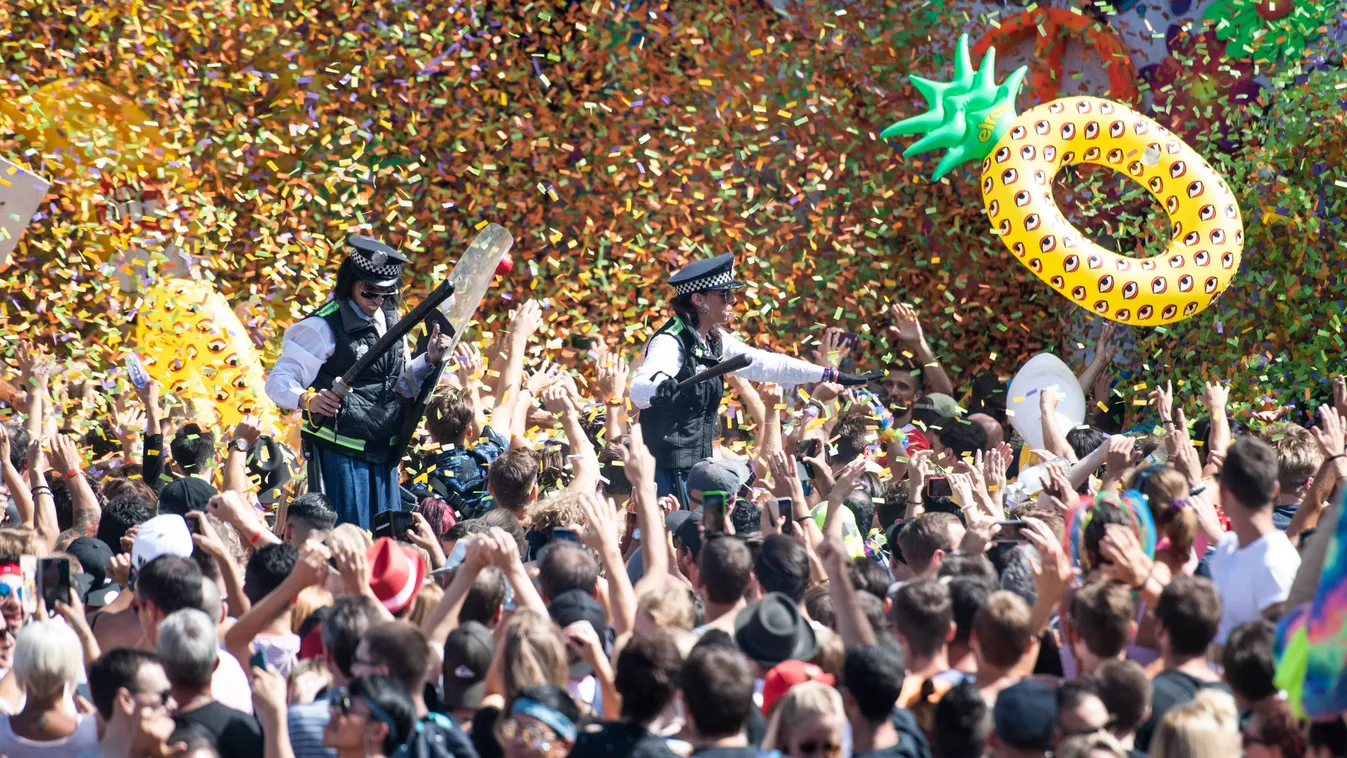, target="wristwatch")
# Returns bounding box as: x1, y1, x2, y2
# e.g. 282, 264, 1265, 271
230, 439, 250, 454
